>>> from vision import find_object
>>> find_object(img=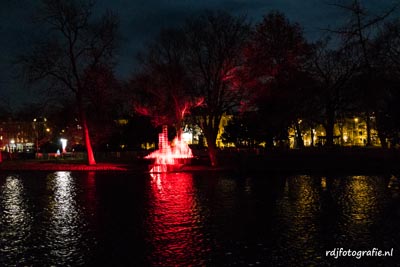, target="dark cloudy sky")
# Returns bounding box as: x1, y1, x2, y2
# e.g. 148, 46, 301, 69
0, 0, 398, 110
